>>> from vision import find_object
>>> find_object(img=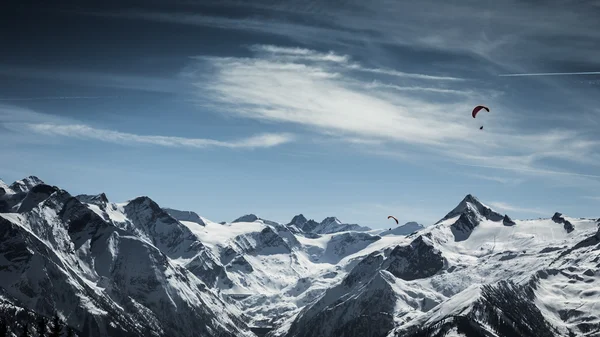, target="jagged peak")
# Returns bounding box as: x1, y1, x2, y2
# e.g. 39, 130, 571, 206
436, 194, 501, 224
456, 194, 485, 210
288, 214, 308, 226
128, 195, 153, 204
124, 196, 170, 218
21, 175, 44, 185
12, 183, 63, 214
321, 216, 342, 225
9, 175, 45, 193
76, 193, 109, 205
